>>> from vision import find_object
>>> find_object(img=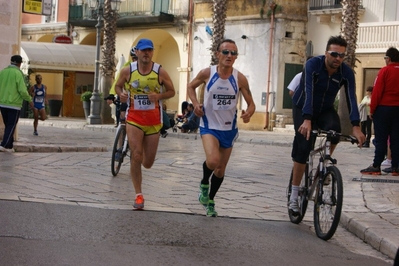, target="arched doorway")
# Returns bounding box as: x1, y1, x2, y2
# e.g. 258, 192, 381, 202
133, 29, 182, 115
